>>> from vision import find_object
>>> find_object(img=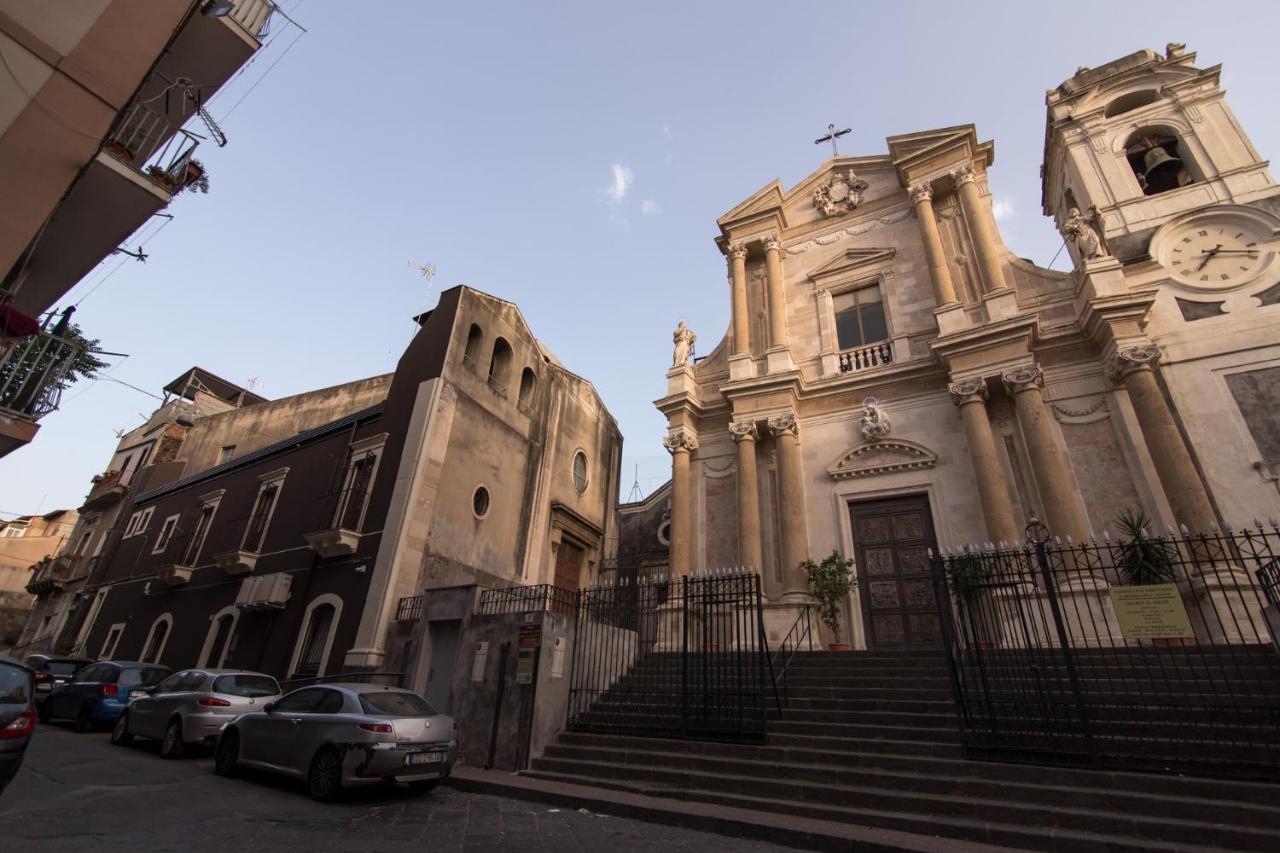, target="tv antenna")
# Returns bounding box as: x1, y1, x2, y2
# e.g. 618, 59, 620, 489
626, 464, 645, 503
113, 428, 126, 439
246, 376, 262, 392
